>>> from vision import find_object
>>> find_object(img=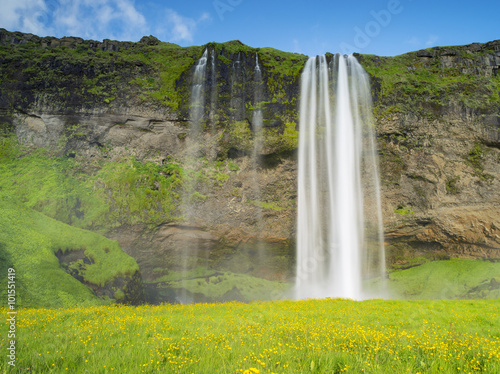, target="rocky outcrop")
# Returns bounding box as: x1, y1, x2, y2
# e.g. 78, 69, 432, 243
0, 28, 136, 52
414, 40, 500, 76
378, 105, 500, 264
55, 248, 145, 304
